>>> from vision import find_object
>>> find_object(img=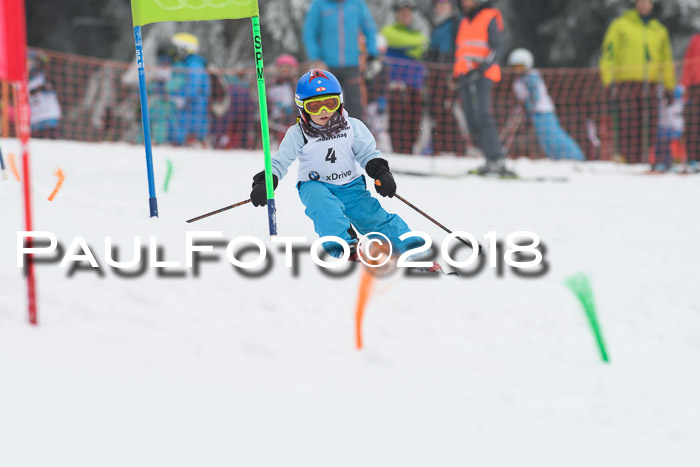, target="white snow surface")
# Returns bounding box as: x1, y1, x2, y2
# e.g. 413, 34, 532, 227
1, 139, 699, 467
